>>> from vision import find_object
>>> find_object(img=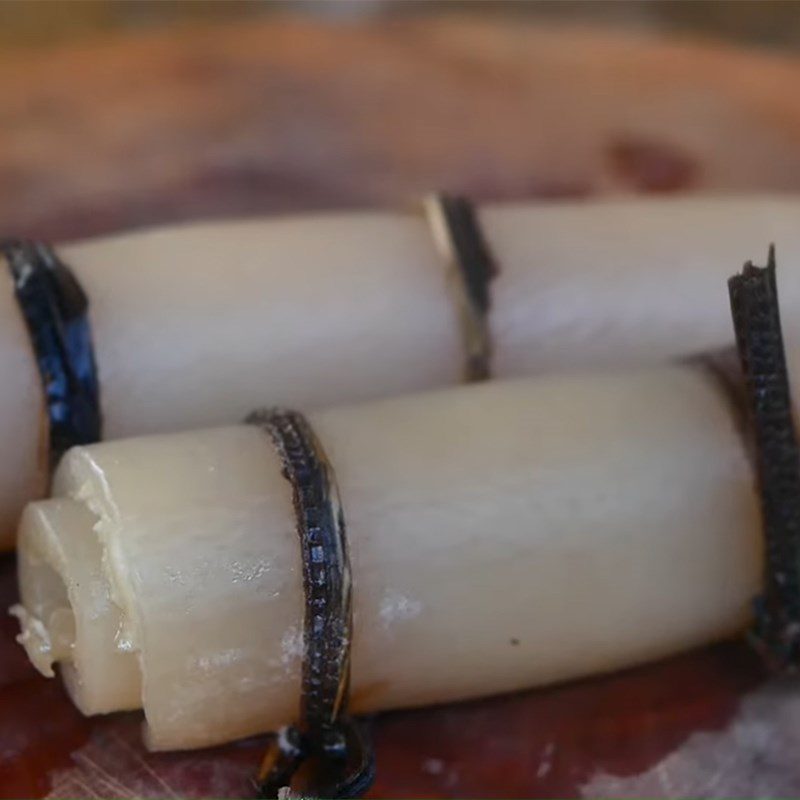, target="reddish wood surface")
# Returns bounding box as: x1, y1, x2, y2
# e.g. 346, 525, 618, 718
3, 16, 800, 798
